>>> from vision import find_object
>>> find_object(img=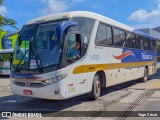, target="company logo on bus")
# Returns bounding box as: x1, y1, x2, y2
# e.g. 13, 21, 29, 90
25, 82, 30, 87
113, 51, 135, 60
141, 53, 153, 60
